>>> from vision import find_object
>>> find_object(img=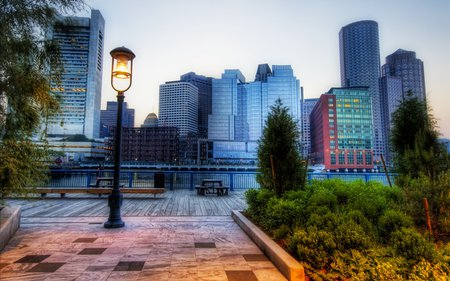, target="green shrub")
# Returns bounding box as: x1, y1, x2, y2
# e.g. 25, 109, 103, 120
287, 227, 337, 270
265, 198, 302, 230
378, 210, 414, 240
244, 188, 274, 222
273, 224, 290, 240
335, 219, 373, 250
390, 227, 438, 262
